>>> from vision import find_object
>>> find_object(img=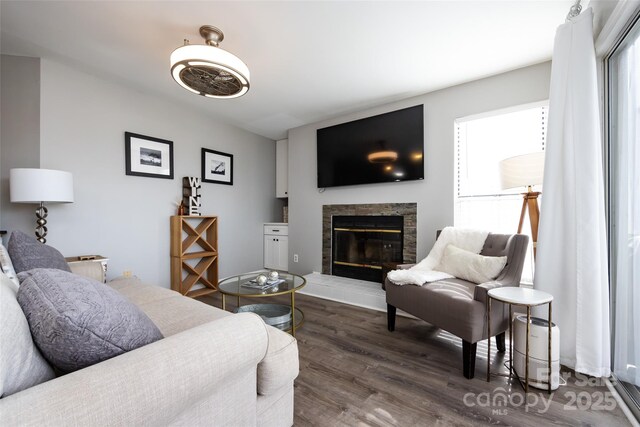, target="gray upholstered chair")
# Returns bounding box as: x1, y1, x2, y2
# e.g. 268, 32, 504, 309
383, 232, 529, 379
